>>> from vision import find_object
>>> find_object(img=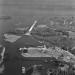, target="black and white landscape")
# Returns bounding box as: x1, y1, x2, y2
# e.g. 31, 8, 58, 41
0, 0, 75, 75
